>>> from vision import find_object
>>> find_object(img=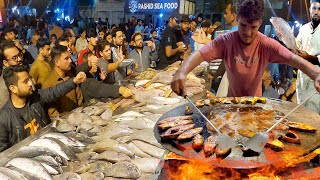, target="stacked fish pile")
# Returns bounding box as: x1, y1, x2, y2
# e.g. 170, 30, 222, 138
0, 67, 207, 180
